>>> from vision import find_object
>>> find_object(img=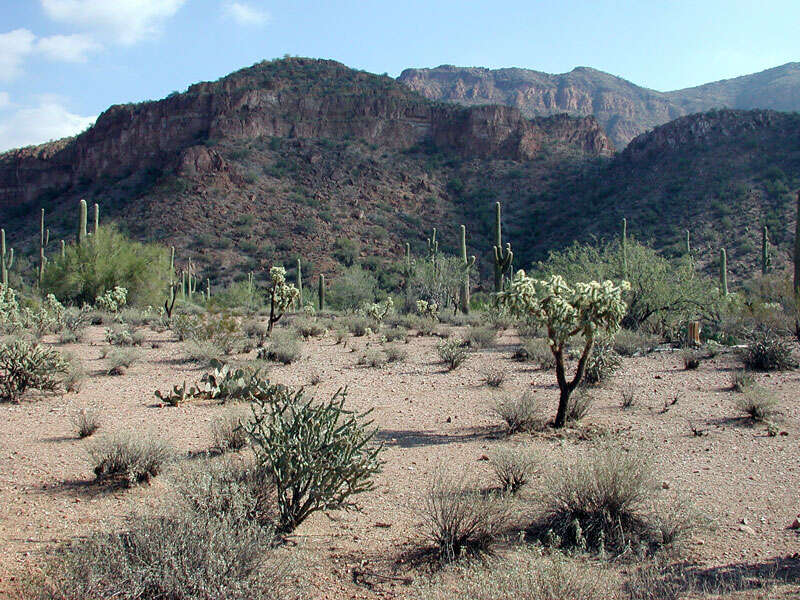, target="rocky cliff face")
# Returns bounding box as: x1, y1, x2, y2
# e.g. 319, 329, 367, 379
399, 62, 800, 149
0, 58, 611, 210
